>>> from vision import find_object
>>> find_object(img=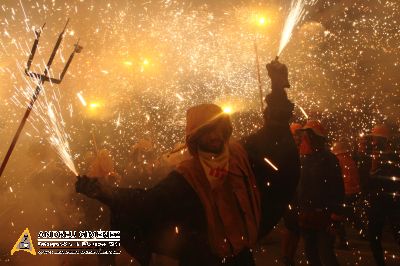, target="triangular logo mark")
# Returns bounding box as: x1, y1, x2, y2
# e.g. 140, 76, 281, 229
10, 228, 36, 255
